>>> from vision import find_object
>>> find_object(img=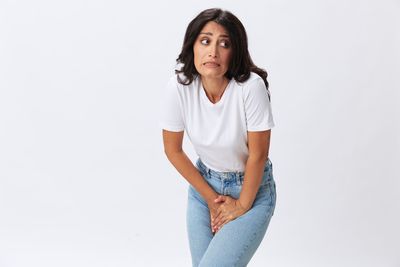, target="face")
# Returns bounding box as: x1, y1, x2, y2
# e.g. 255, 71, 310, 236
193, 21, 232, 80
